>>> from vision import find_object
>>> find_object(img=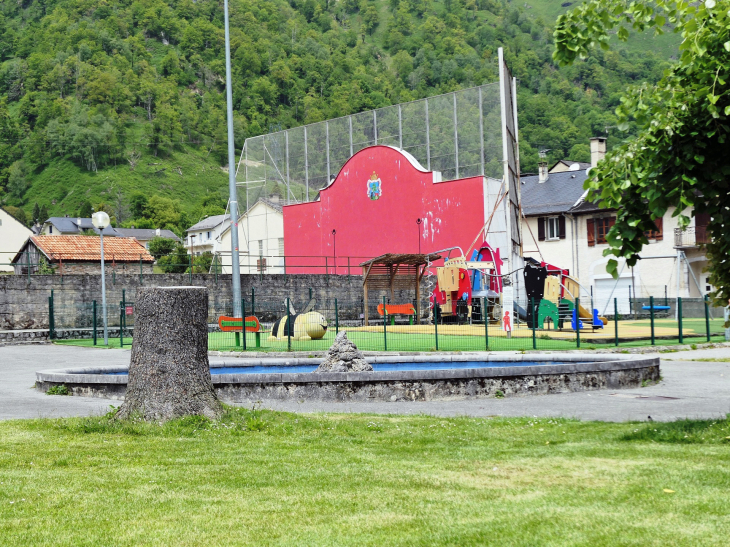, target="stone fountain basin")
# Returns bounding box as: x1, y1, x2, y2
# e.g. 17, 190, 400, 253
36, 353, 659, 403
